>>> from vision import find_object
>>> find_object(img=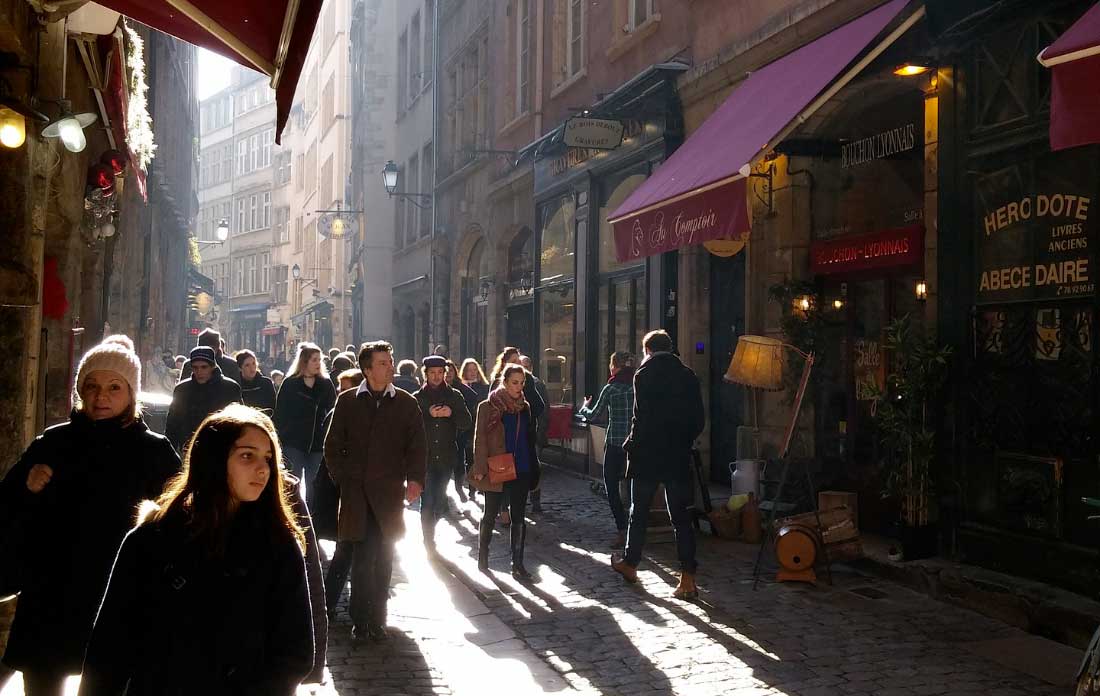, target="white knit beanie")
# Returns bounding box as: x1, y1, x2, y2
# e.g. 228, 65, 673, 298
75, 339, 142, 395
